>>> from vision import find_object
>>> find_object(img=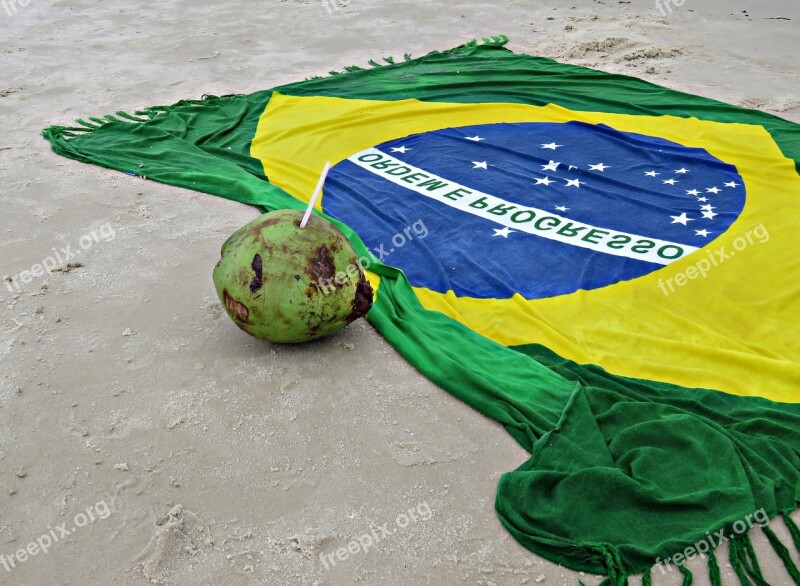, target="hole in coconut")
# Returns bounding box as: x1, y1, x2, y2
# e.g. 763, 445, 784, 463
250, 254, 264, 292
224, 290, 249, 323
